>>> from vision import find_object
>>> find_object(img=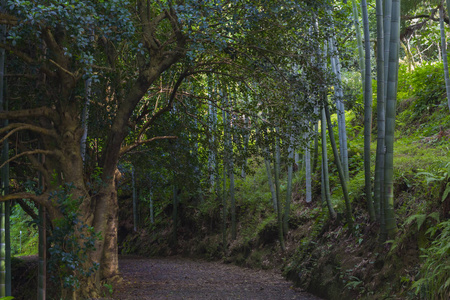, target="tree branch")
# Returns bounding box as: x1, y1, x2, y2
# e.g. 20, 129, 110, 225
0, 107, 57, 121
4, 73, 37, 79
402, 11, 448, 24
49, 59, 79, 80
178, 98, 209, 129
0, 12, 18, 25
0, 42, 35, 64
119, 135, 178, 156
139, 0, 166, 51
100, 4, 186, 180
0, 150, 58, 170
42, 28, 62, 57
132, 91, 160, 126
0, 42, 56, 77
42, 28, 79, 85
0, 123, 58, 144
136, 70, 189, 140
17, 142, 51, 186
17, 199, 38, 220
0, 192, 46, 205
